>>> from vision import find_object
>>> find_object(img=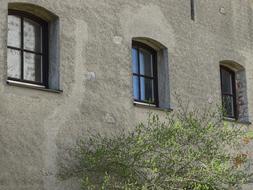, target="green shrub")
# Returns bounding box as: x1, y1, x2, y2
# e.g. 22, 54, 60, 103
62, 107, 252, 190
